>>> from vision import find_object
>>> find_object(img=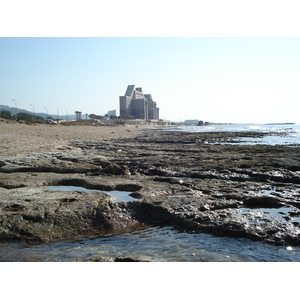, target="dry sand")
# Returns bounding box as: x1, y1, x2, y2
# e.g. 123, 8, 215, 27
0, 122, 148, 157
